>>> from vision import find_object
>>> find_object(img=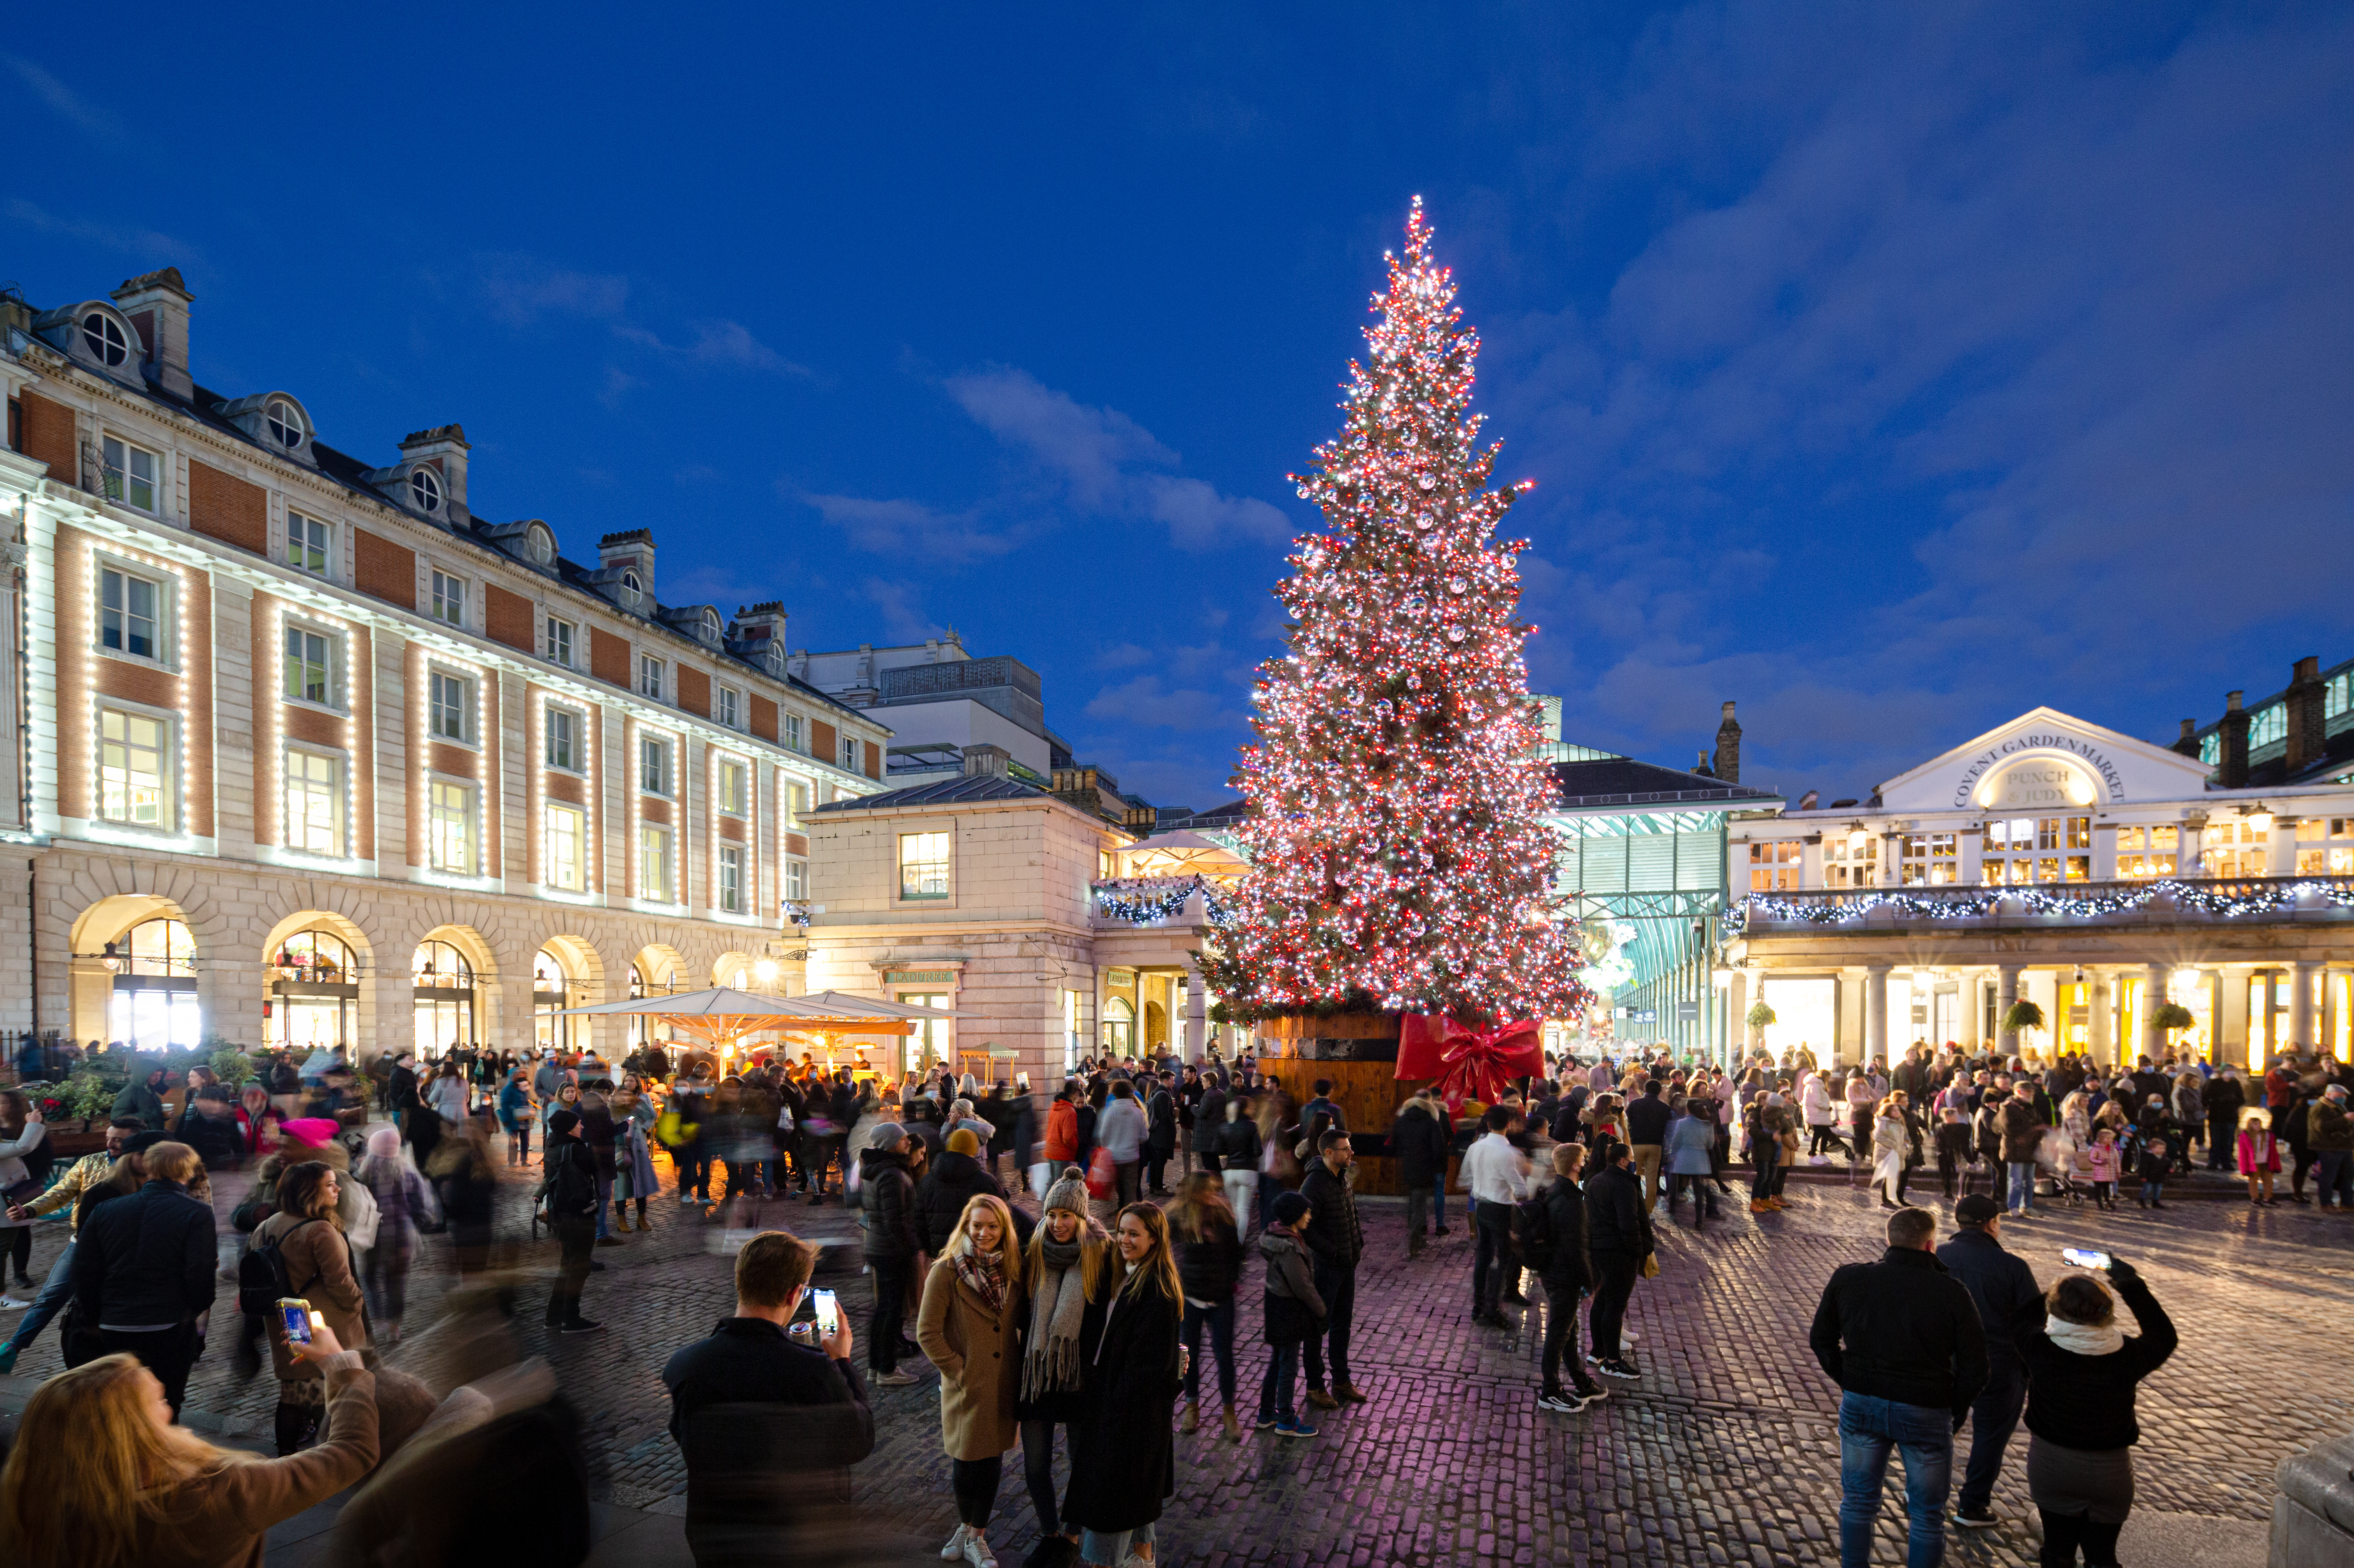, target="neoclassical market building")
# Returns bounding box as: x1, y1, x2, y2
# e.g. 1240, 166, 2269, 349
1720, 696, 2354, 1069
0, 269, 893, 1065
